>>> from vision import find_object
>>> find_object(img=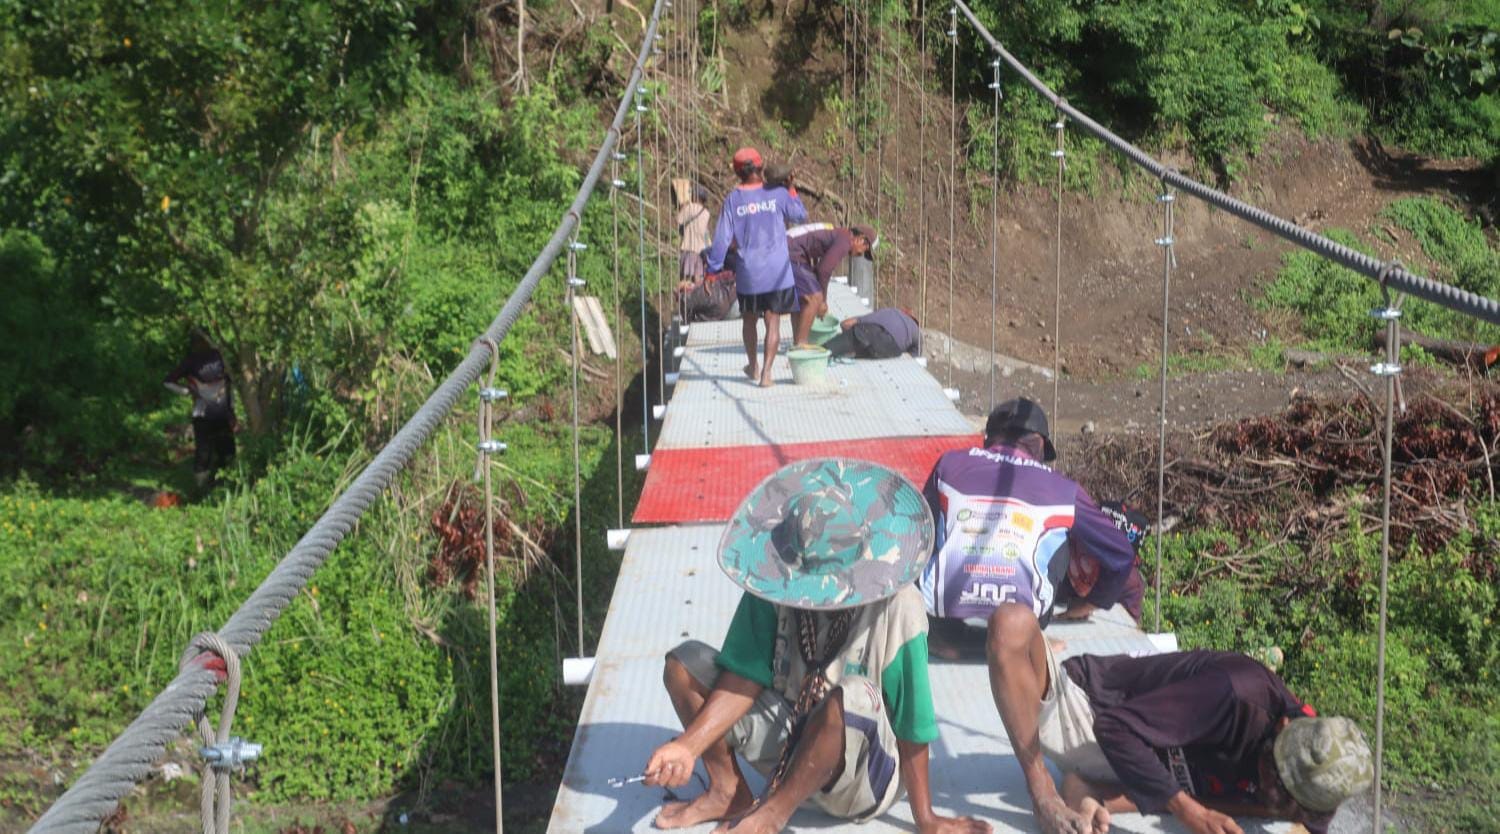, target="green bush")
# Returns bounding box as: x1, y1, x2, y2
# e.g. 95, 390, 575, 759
1261, 197, 1500, 351
0, 412, 636, 809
